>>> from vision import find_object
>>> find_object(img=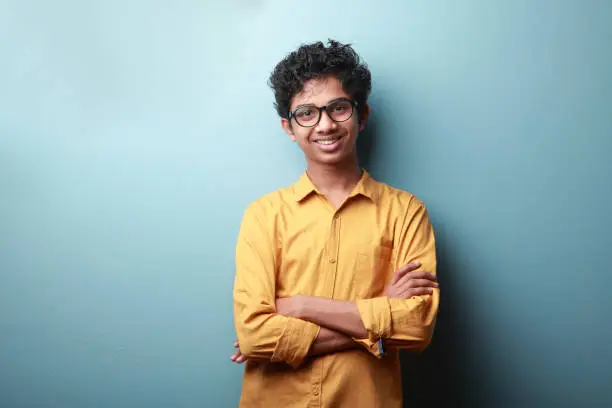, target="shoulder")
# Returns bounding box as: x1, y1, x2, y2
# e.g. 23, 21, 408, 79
372, 178, 427, 212
242, 185, 295, 218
